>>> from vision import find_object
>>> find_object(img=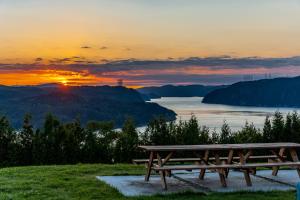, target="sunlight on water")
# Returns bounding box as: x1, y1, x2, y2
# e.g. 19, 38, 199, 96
150, 97, 300, 132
